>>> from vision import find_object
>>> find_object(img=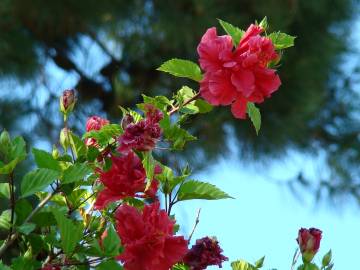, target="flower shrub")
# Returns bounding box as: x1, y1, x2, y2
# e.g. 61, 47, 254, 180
0, 17, 333, 270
